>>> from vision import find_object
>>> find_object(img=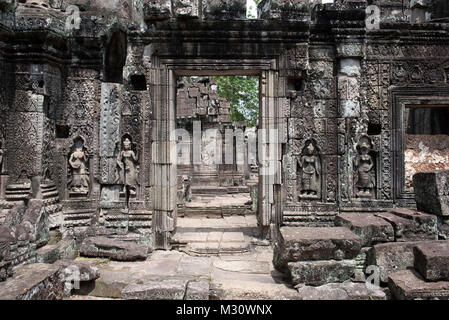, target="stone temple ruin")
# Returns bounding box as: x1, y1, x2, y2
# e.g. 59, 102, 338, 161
0, 0, 449, 300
